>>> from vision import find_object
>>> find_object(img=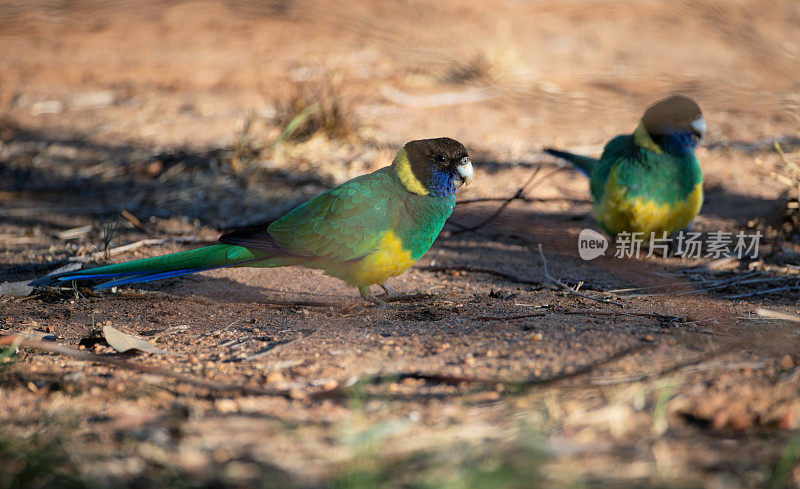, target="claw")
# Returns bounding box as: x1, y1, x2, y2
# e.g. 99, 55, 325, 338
380, 283, 398, 297
359, 285, 388, 307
